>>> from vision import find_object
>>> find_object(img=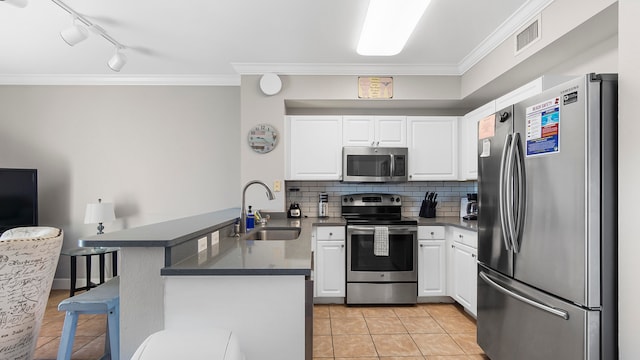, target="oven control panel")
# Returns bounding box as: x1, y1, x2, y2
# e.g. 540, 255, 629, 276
342, 193, 402, 206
